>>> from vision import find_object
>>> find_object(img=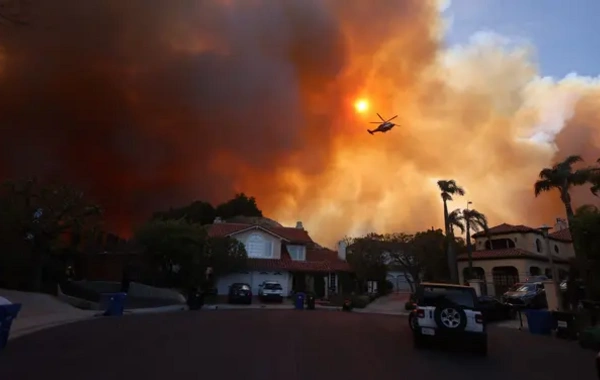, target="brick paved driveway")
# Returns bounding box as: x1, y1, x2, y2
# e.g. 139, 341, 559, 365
0, 310, 595, 380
